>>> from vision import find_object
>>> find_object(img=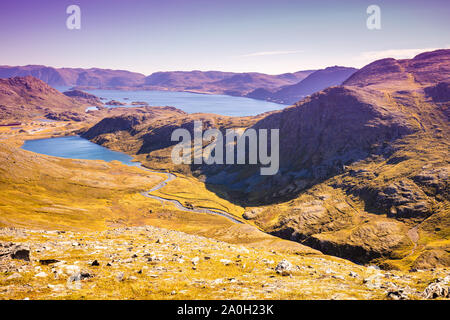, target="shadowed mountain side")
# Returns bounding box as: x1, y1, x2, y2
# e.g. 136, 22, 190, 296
247, 66, 358, 104
200, 86, 417, 203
